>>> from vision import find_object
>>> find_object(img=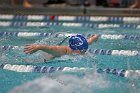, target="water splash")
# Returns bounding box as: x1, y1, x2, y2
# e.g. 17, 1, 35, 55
8, 71, 110, 93
35, 32, 69, 45
0, 37, 8, 45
